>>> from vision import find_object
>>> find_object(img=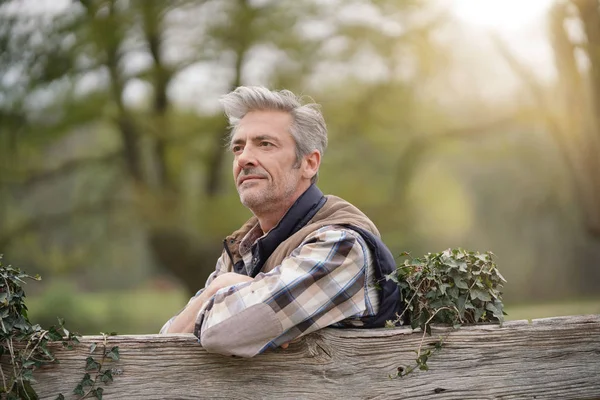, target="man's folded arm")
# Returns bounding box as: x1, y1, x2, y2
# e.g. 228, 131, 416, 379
196, 227, 370, 358
159, 256, 228, 334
